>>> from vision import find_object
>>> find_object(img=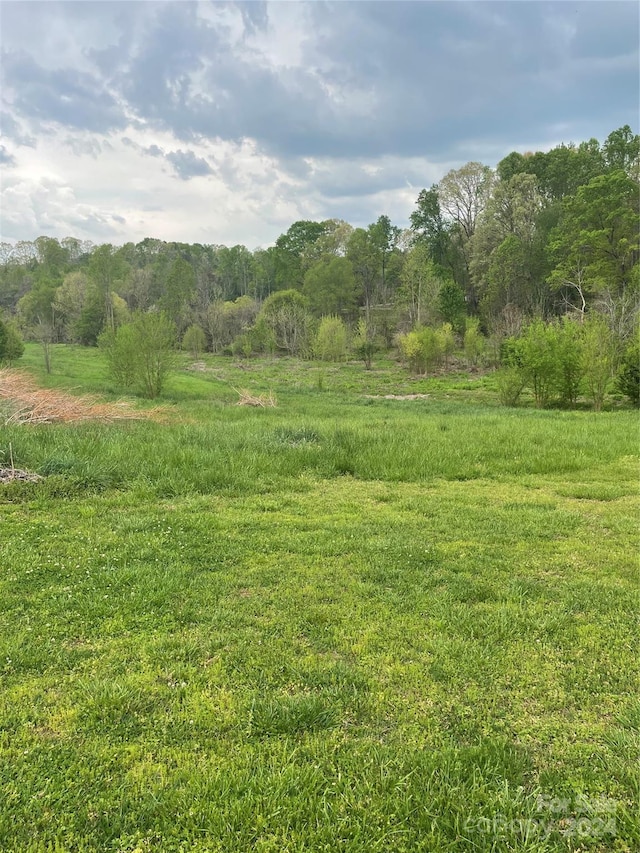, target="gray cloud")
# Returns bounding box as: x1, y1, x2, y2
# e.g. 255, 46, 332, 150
3, 1, 637, 160
0, 146, 16, 166
0, 1, 637, 244
2, 51, 127, 134
166, 149, 214, 180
